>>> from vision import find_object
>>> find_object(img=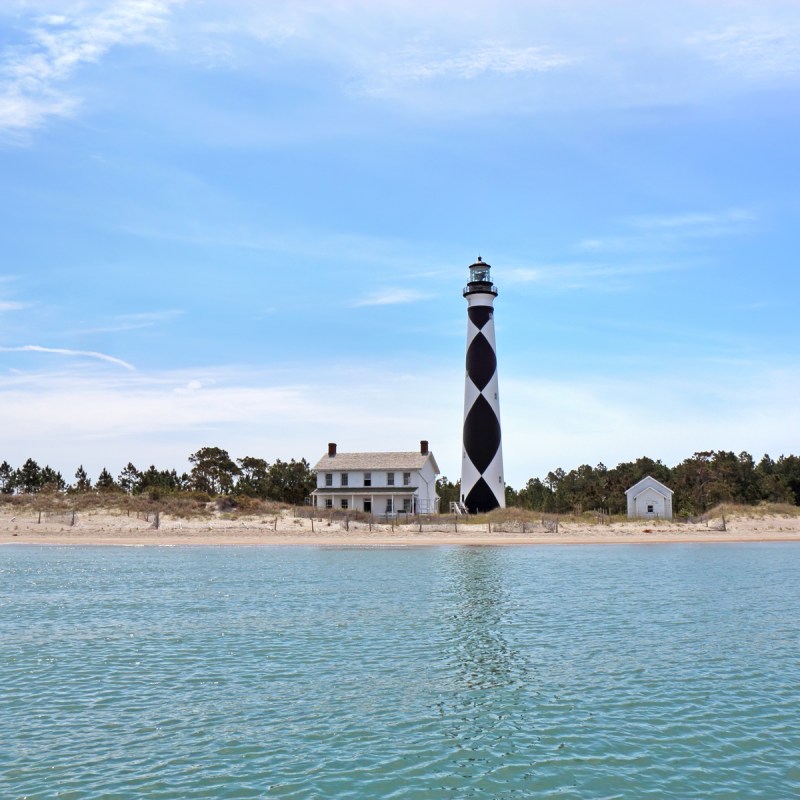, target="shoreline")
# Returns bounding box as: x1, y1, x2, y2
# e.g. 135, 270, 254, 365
4, 509, 800, 548
5, 536, 800, 548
